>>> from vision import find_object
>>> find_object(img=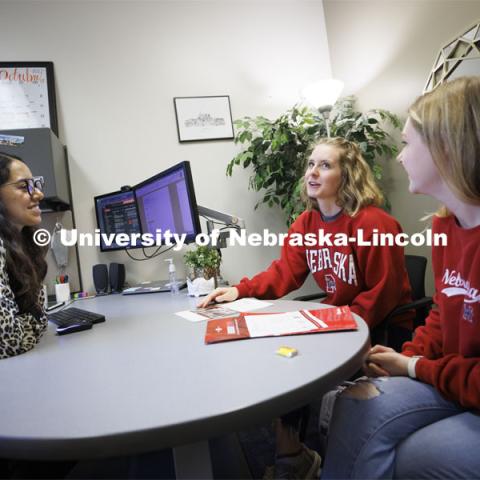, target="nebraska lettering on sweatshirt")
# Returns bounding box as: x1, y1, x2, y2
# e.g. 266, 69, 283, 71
403, 215, 480, 409
235, 206, 412, 329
